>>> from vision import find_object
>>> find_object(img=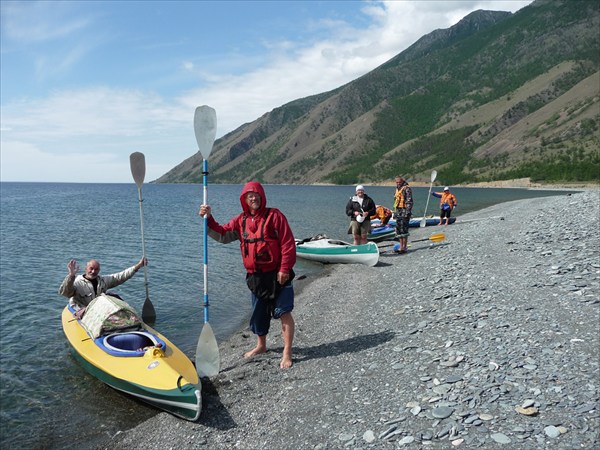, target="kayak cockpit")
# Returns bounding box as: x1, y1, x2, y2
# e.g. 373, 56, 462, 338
68, 294, 167, 357
98, 330, 167, 357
